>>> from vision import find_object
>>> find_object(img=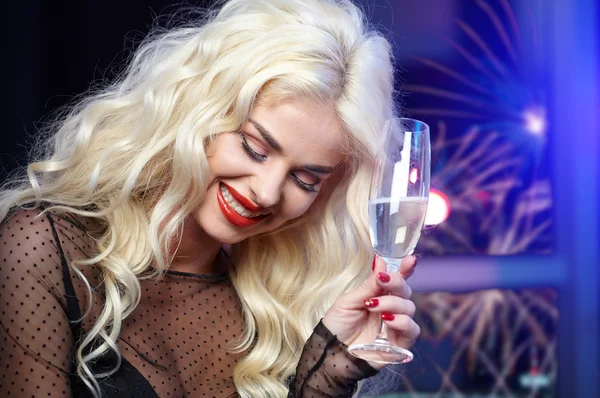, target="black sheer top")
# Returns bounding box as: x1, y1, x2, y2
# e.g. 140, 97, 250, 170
0, 208, 377, 397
